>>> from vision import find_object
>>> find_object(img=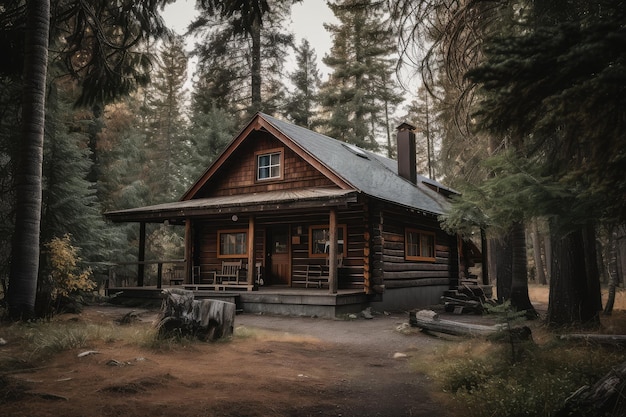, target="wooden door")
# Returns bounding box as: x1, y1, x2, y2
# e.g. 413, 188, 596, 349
266, 226, 290, 285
